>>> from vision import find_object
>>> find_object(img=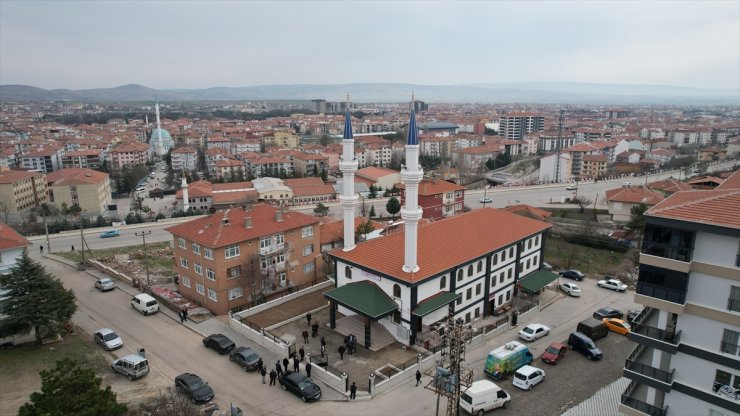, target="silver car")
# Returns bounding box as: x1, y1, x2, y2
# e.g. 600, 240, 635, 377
94, 328, 123, 350
95, 277, 116, 291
